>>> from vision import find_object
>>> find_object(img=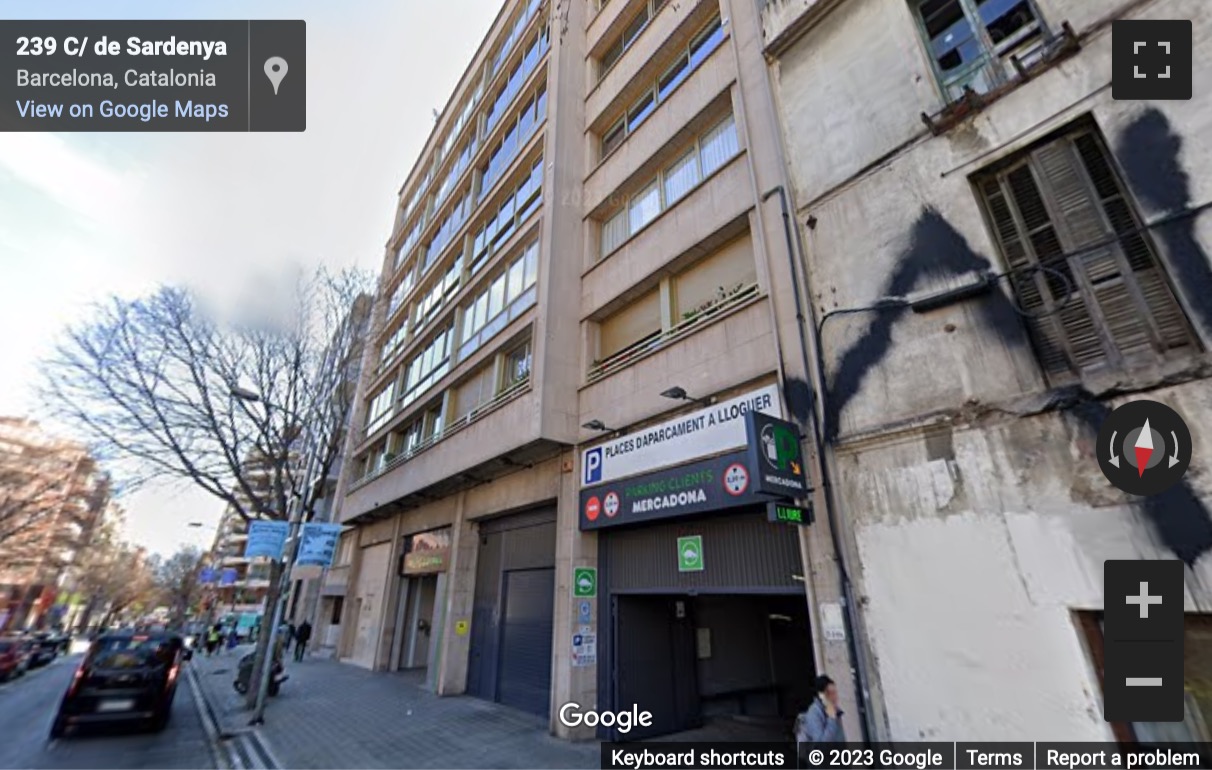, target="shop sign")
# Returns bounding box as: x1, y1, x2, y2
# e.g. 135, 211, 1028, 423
400, 527, 452, 575
767, 501, 814, 526
745, 411, 810, 498
581, 384, 782, 487
572, 632, 597, 667
579, 450, 765, 530
677, 535, 703, 572
402, 549, 449, 575
573, 567, 597, 598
